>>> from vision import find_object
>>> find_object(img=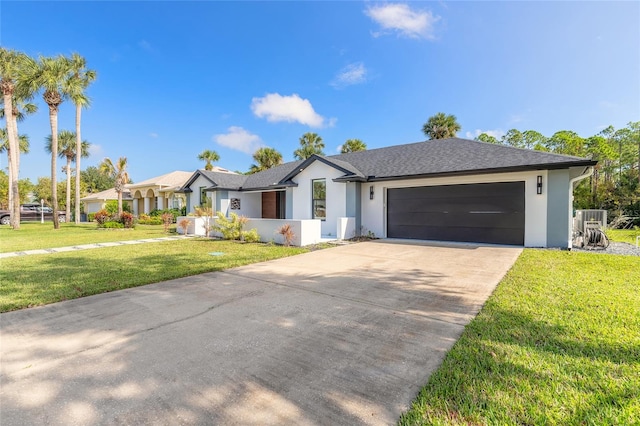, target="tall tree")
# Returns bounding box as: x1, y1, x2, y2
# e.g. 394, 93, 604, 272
294, 132, 325, 160
46, 130, 90, 222
66, 53, 96, 225
422, 112, 461, 140
99, 157, 130, 216
249, 147, 283, 173
81, 166, 115, 193
522, 130, 547, 151
28, 54, 71, 229
547, 130, 585, 157
501, 129, 525, 148
341, 138, 367, 153
0, 48, 36, 229
197, 149, 220, 171
1, 98, 37, 223
475, 133, 499, 144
